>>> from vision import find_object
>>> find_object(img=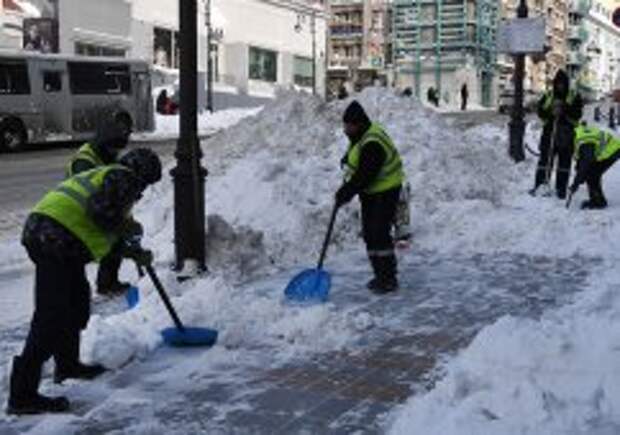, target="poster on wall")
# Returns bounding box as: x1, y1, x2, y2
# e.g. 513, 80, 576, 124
21, 0, 59, 53
23, 18, 58, 53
